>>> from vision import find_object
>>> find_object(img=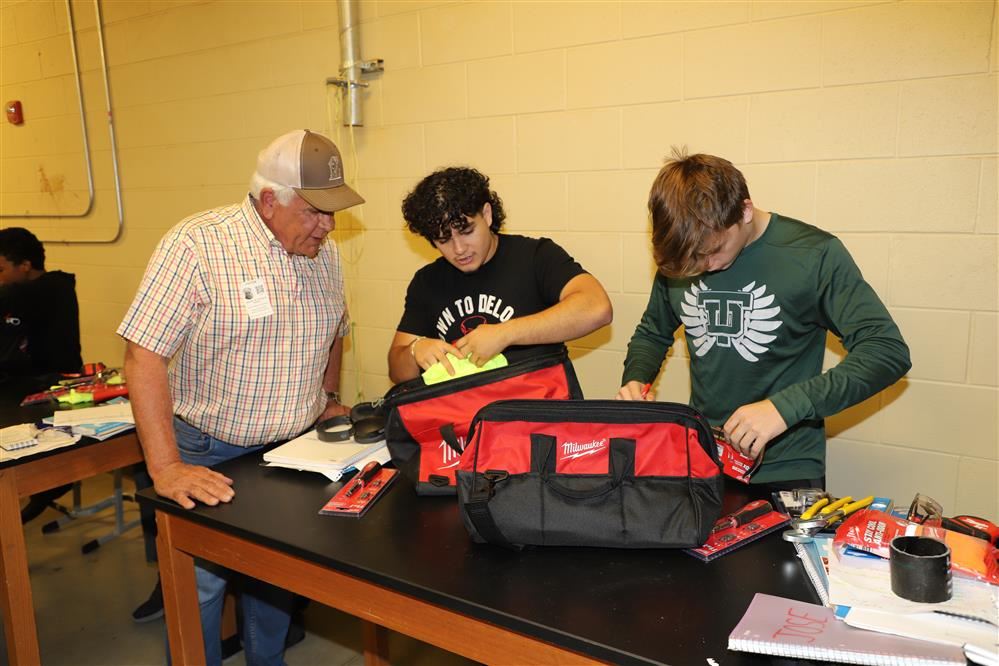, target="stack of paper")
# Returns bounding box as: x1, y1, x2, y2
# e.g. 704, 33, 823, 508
48, 400, 136, 441
263, 429, 390, 482
1, 423, 82, 461
827, 543, 999, 665
1, 423, 37, 451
